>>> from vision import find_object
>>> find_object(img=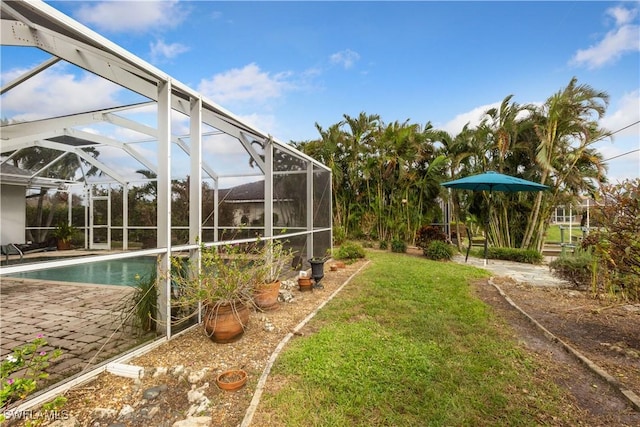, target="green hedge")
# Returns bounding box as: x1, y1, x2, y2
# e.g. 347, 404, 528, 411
486, 247, 543, 264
